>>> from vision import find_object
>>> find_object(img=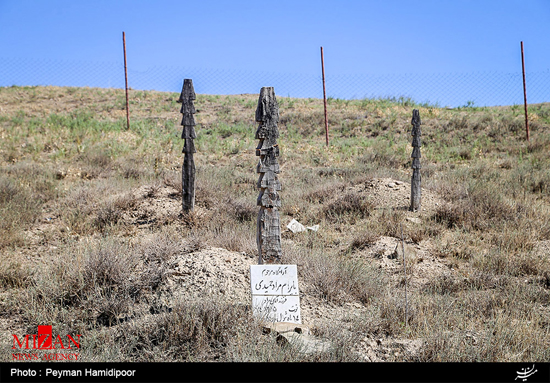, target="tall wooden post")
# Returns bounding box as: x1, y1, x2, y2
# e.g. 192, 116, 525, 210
255, 87, 282, 264
410, 109, 421, 212
178, 79, 196, 213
